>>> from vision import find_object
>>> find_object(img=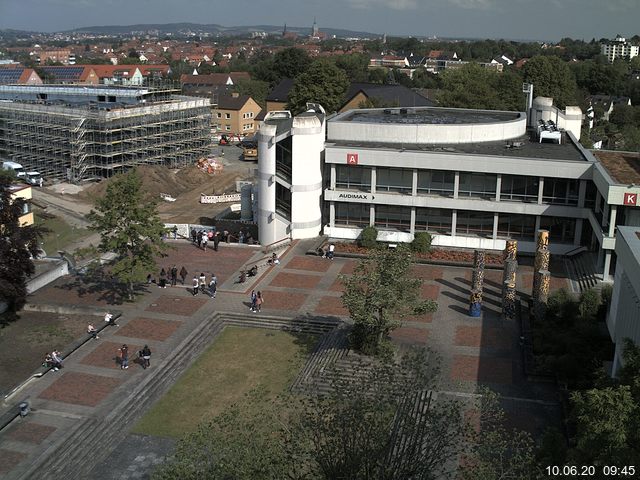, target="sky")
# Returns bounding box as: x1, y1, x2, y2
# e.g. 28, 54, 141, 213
0, 0, 637, 42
